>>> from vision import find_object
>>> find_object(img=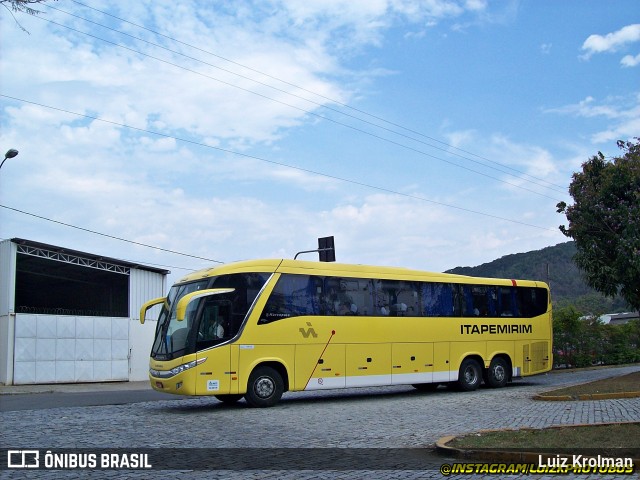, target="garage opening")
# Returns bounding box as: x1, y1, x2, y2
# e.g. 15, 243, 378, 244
14, 246, 130, 317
